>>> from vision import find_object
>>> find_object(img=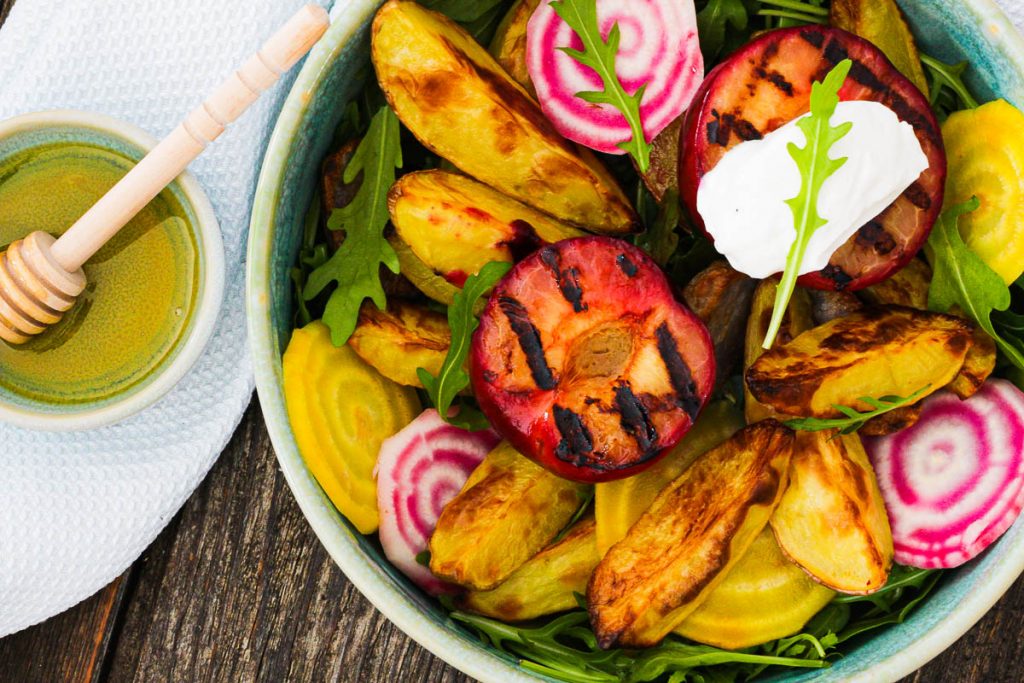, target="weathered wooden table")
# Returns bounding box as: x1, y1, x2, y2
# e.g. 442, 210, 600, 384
1, 2, 1023, 681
